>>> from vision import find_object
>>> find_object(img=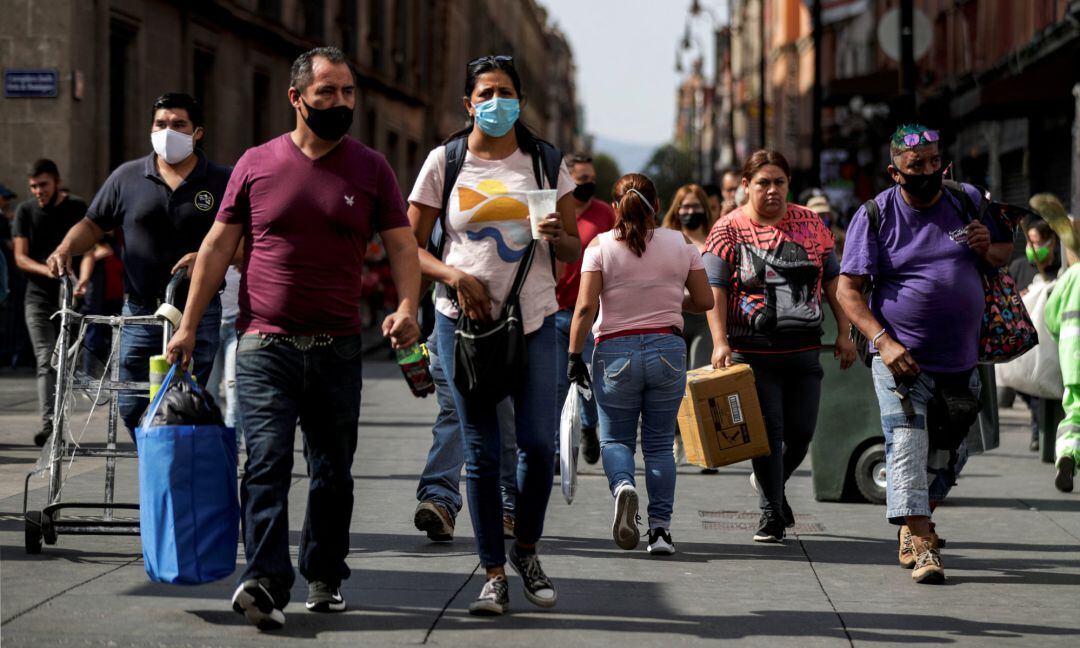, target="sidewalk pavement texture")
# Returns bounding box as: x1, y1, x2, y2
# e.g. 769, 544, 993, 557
0, 362, 1078, 647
